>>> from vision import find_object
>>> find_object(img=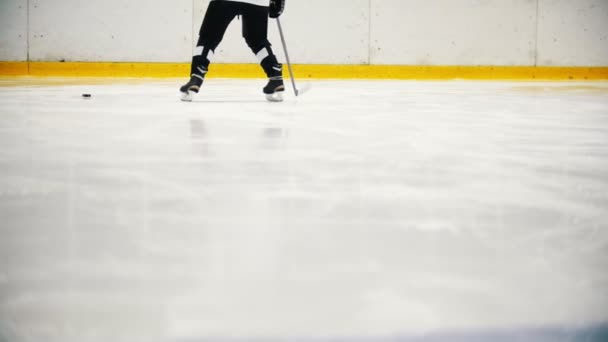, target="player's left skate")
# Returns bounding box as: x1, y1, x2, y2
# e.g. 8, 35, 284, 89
180, 75, 203, 102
